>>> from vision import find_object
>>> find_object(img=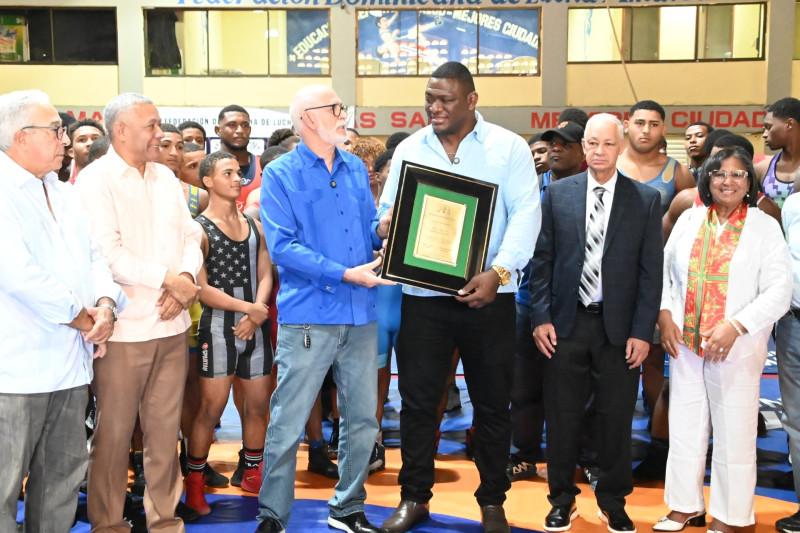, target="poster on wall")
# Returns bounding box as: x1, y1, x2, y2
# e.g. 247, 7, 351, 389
0, 15, 29, 62
287, 11, 329, 75
357, 9, 538, 76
